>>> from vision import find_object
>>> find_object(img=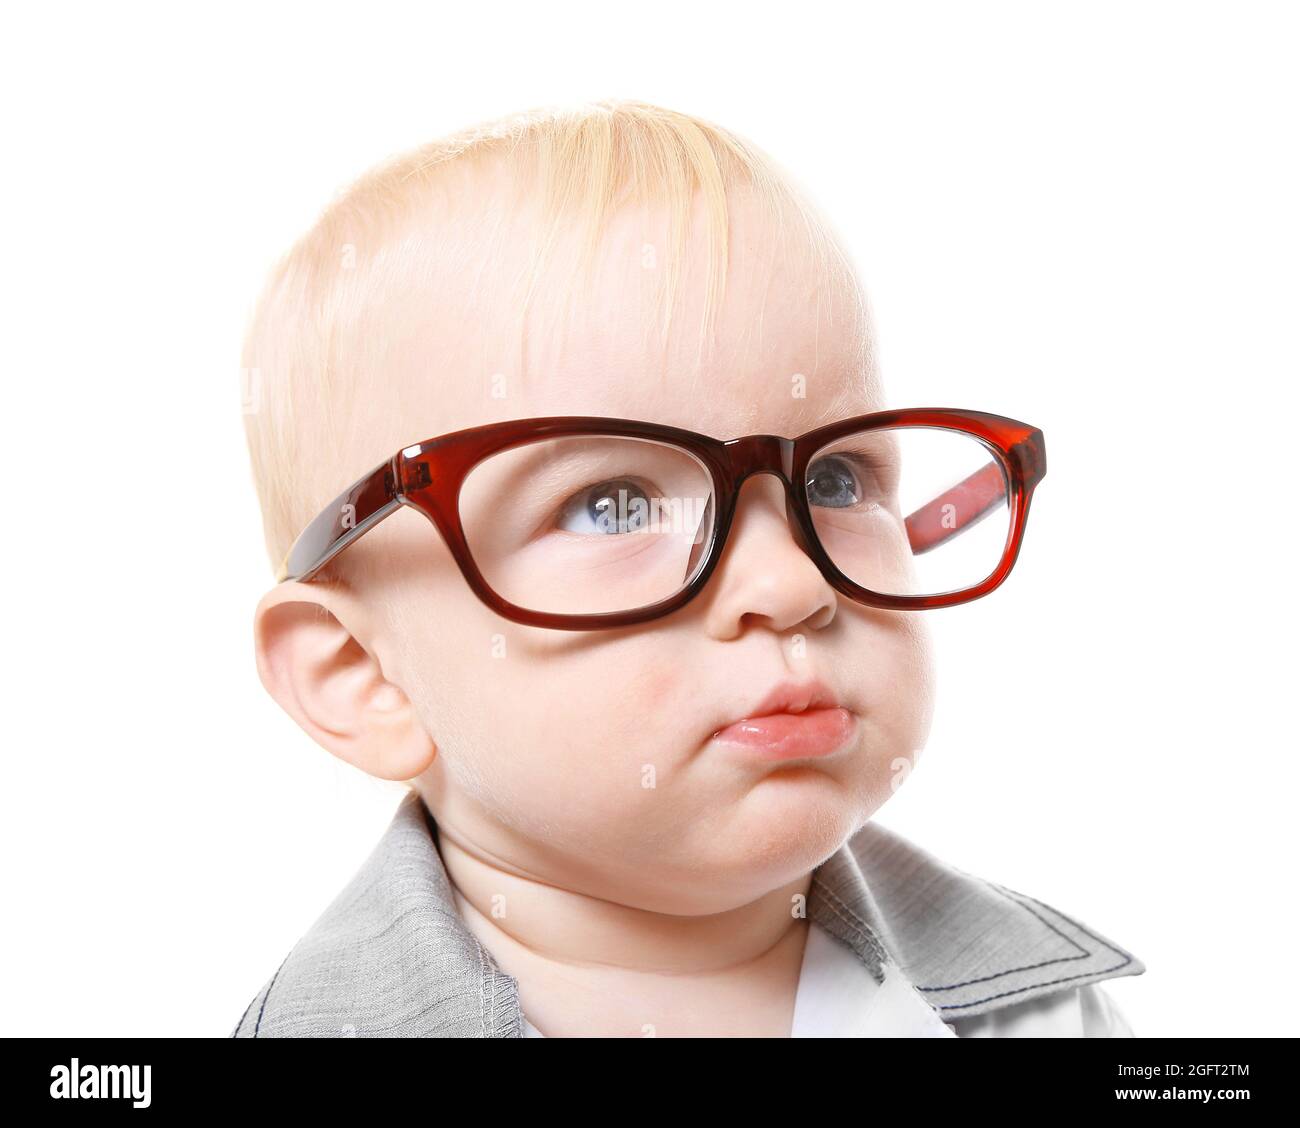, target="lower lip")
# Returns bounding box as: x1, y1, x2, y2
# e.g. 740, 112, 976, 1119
710, 708, 856, 761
